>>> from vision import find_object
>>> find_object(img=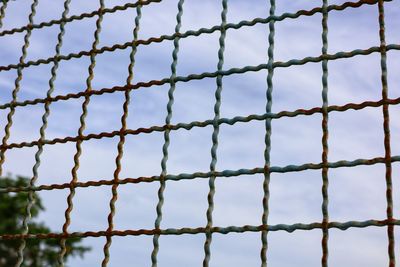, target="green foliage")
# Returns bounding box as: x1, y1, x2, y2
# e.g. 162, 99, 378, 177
0, 175, 90, 267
